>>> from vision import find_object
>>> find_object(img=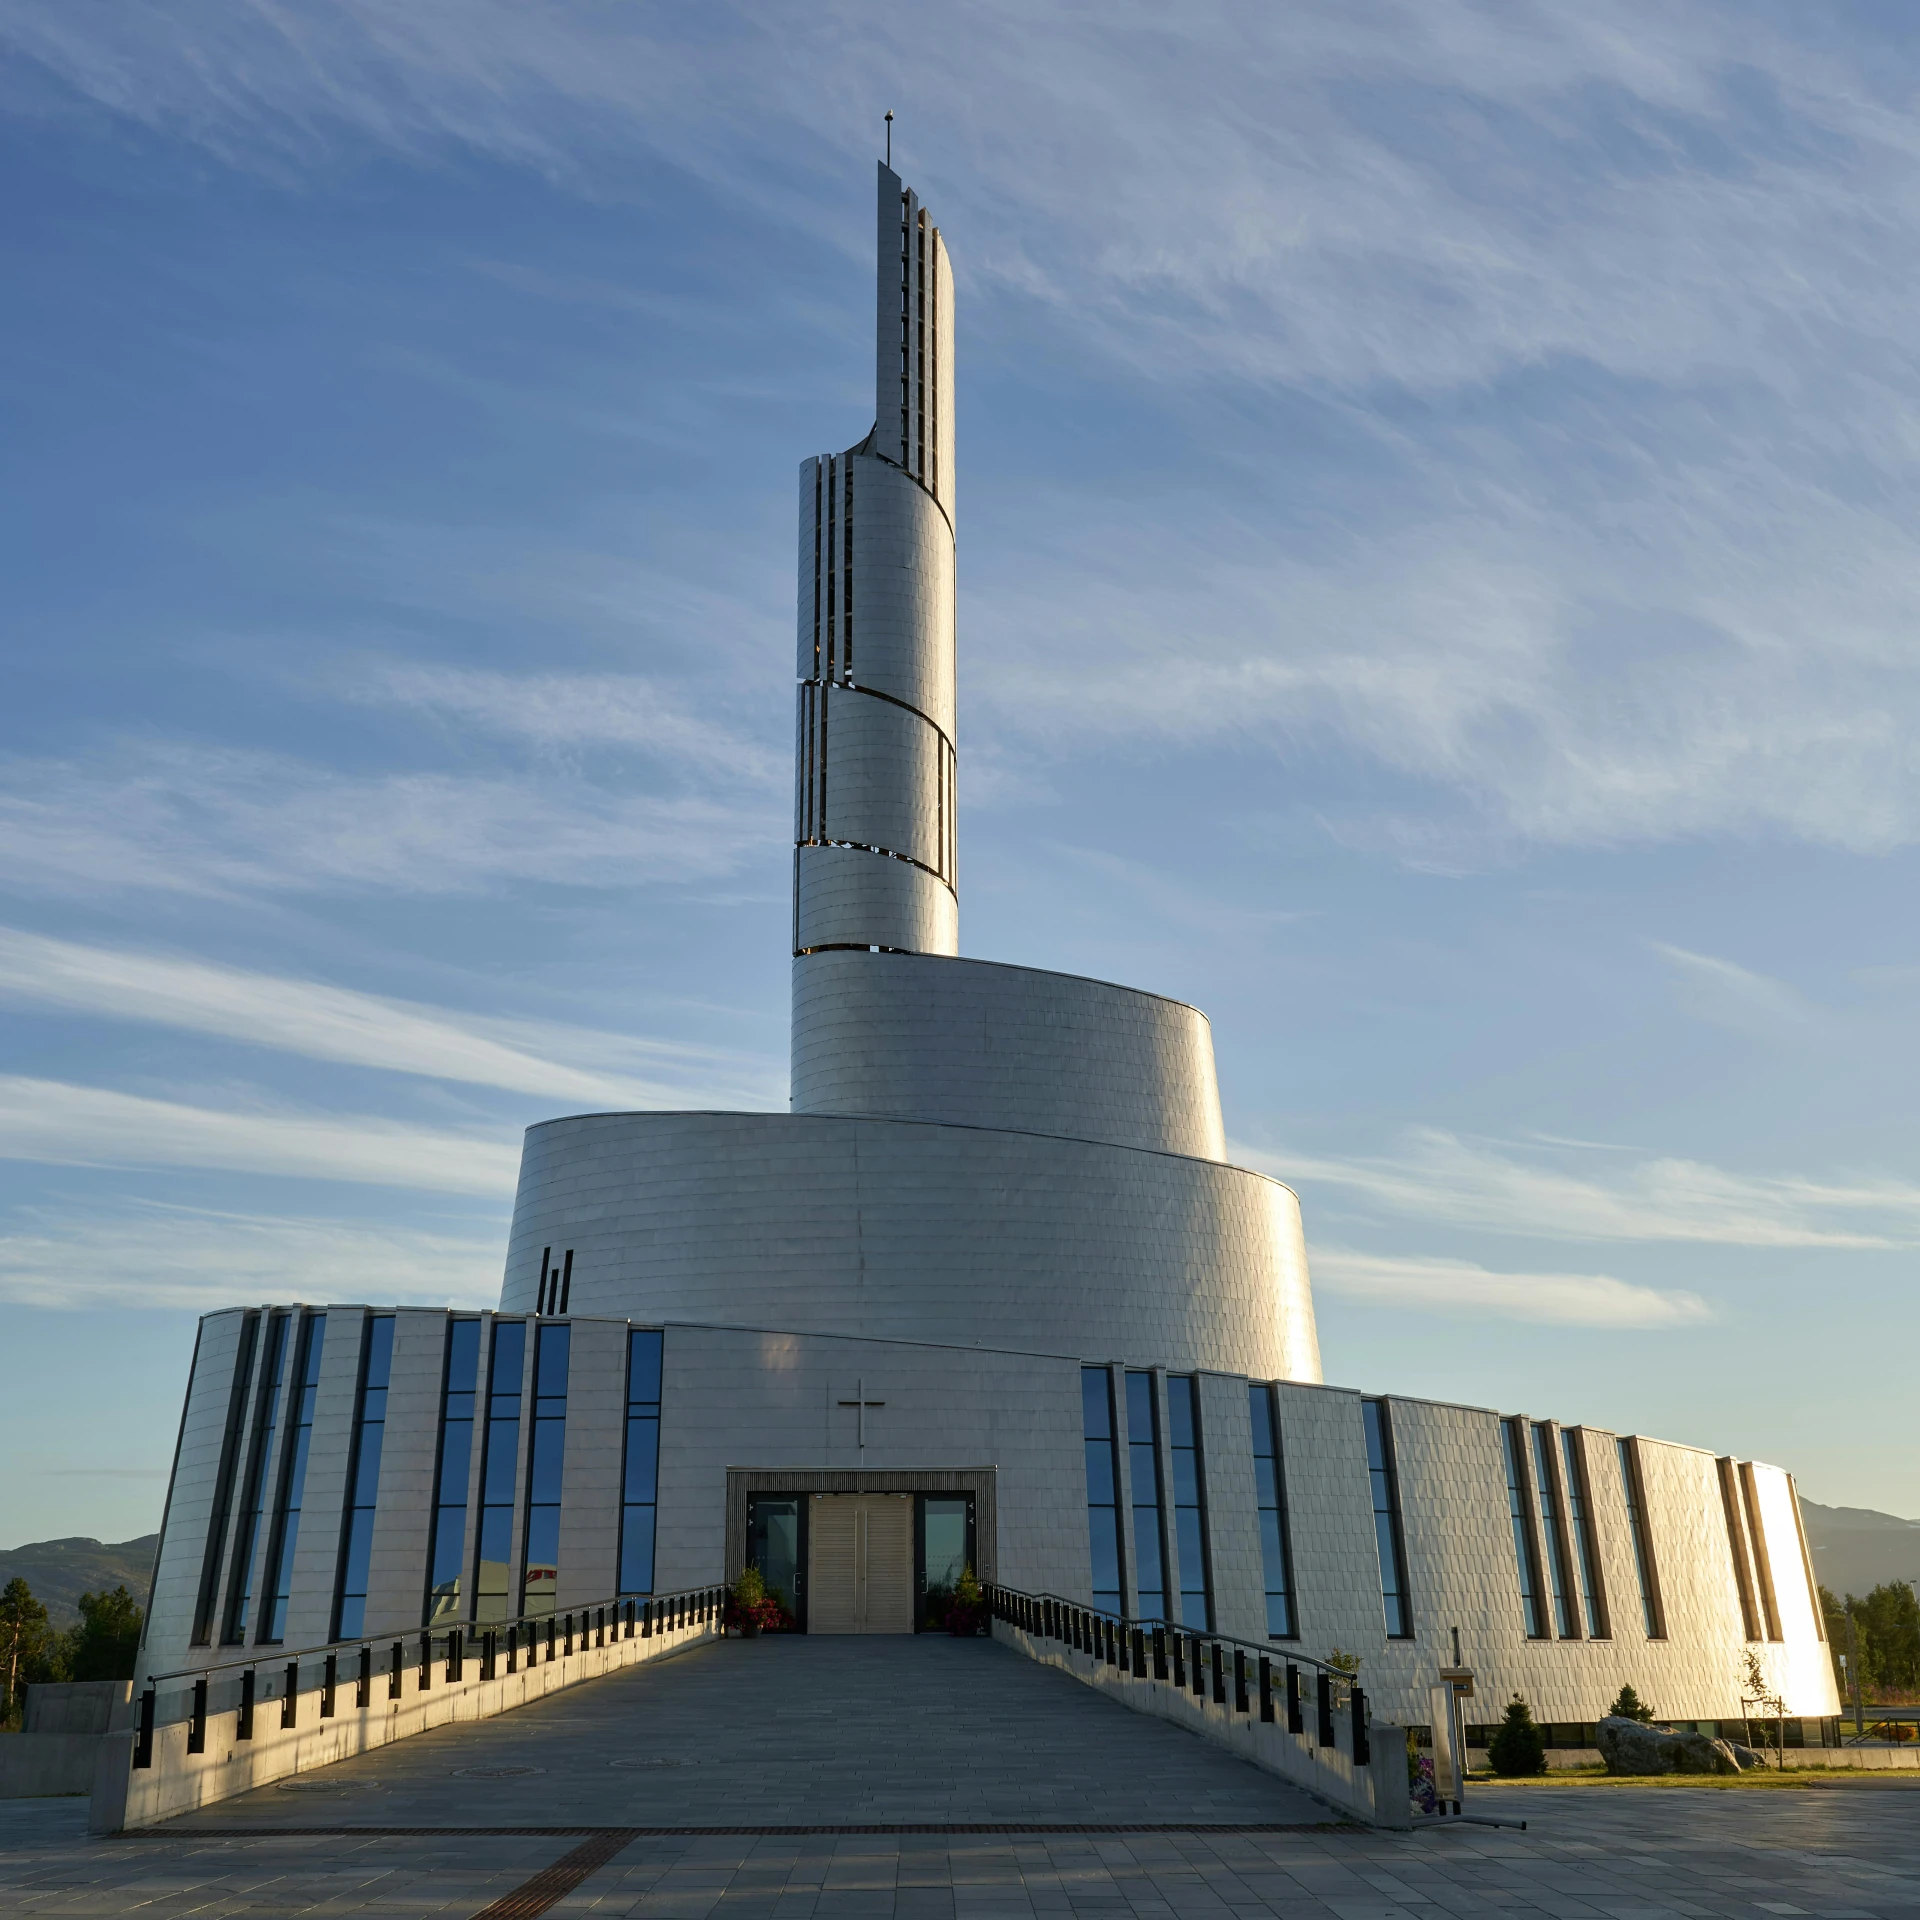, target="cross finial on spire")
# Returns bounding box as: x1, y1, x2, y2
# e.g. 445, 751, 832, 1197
885, 109, 893, 168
